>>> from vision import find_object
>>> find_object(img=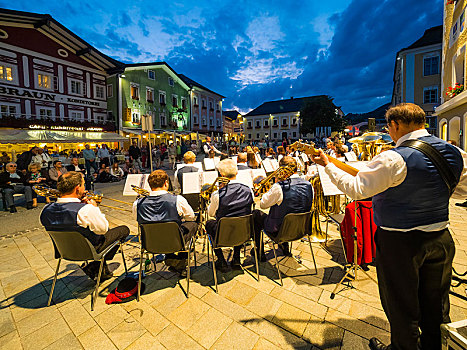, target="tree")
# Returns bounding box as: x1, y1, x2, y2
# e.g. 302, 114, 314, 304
300, 96, 347, 136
